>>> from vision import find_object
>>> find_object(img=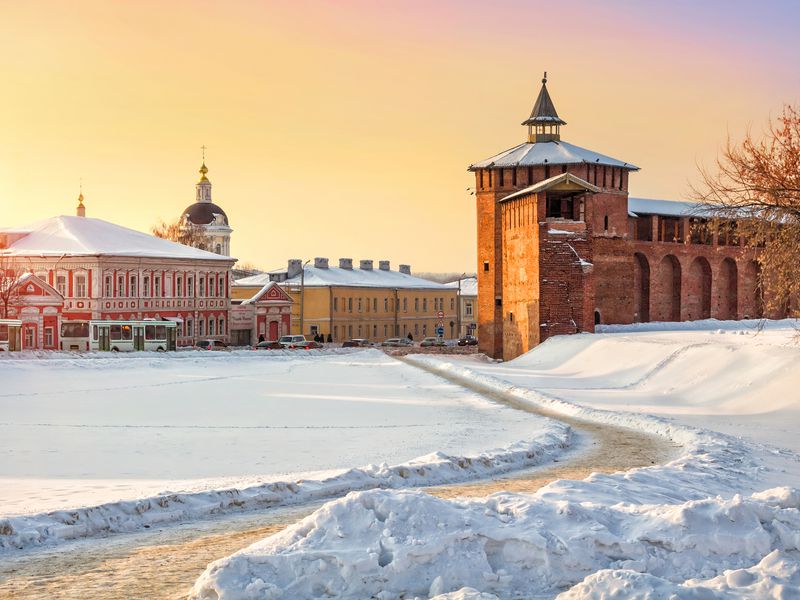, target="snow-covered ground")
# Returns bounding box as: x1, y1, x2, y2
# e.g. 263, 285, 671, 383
0, 349, 567, 549
191, 319, 800, 600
